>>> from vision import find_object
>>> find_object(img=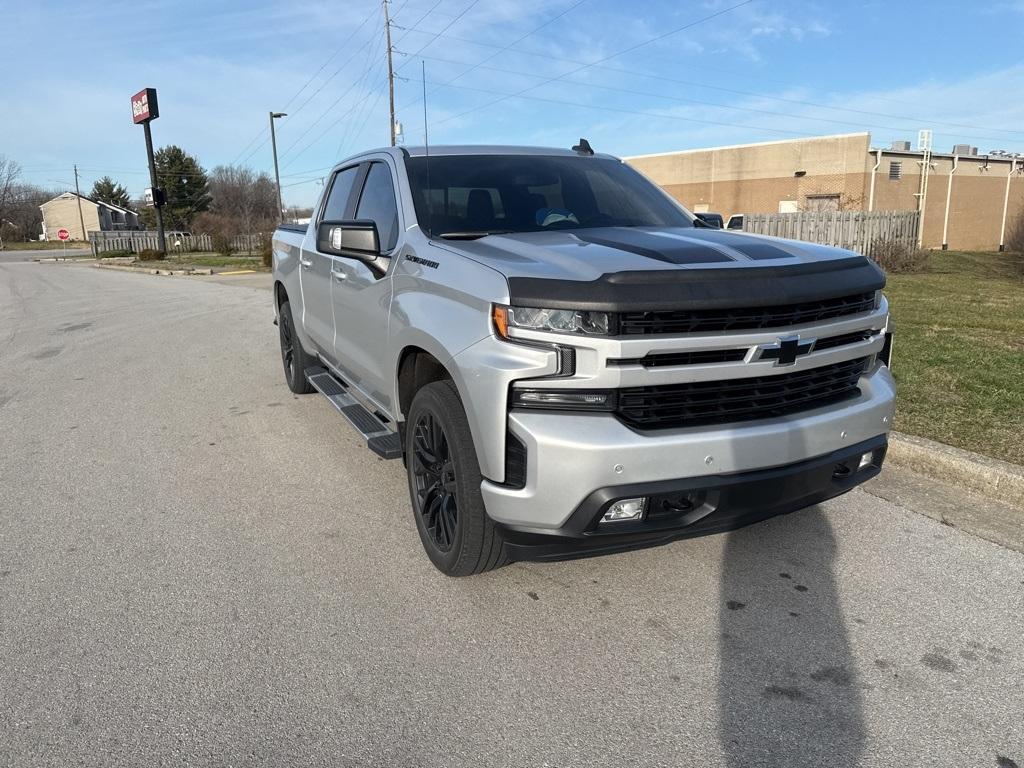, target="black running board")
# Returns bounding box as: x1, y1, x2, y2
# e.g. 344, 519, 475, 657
305, 367, 403, 459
